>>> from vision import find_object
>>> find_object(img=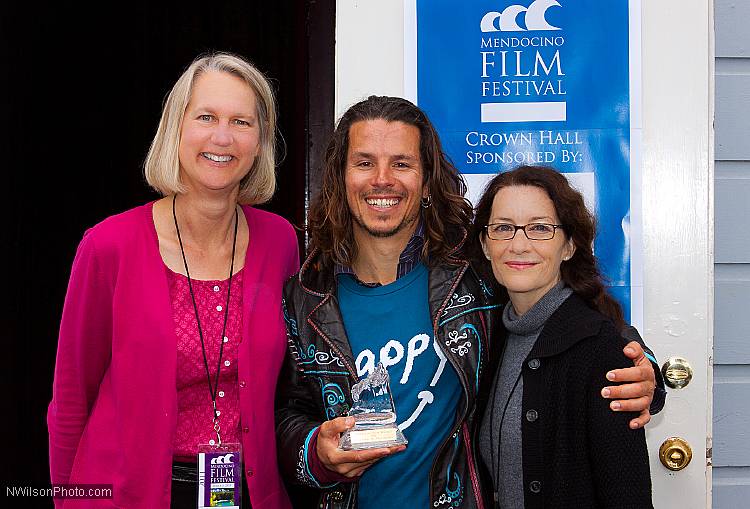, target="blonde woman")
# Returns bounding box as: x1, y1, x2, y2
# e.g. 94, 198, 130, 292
48, 53, 298, 508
